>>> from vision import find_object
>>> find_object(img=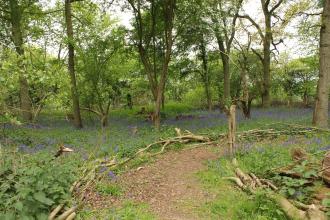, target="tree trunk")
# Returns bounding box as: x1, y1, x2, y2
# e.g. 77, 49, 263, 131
262, 14, 272, 108
101, 115, 108, 127
65, 0, 83, 128
204, 80, 212, 111
154, 90, 162, 130
240, 62, 251, 118
241, 99, 252, 119
303, 90, 308, 107
313, 0, 330, 128
226, 105, 236, 157
216, 36, 231, 104
161, 91, 165, 110
223, 55, 231, 103
9, 0, 32, 122
154, 59, 170, 129
200, 38, 212, 111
